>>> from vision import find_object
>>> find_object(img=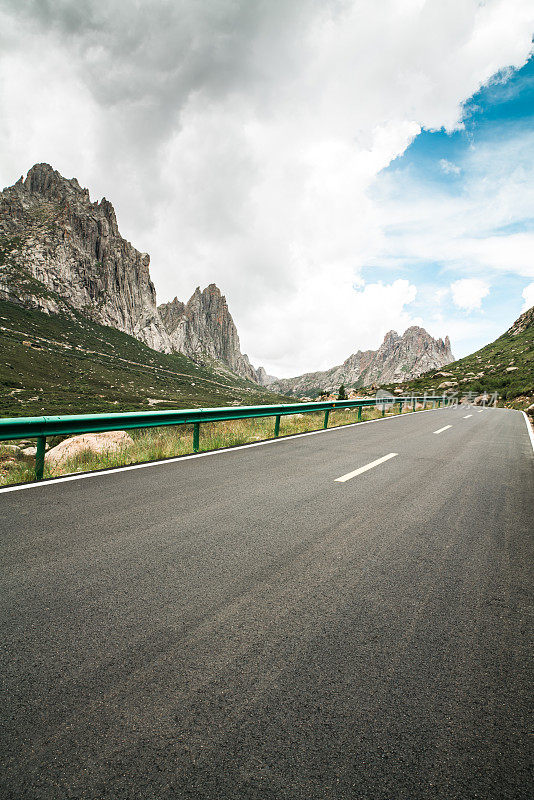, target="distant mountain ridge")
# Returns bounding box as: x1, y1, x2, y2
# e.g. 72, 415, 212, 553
0, 163, 262, 382
272, 327, 454, 396
382, 304, 533, 412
